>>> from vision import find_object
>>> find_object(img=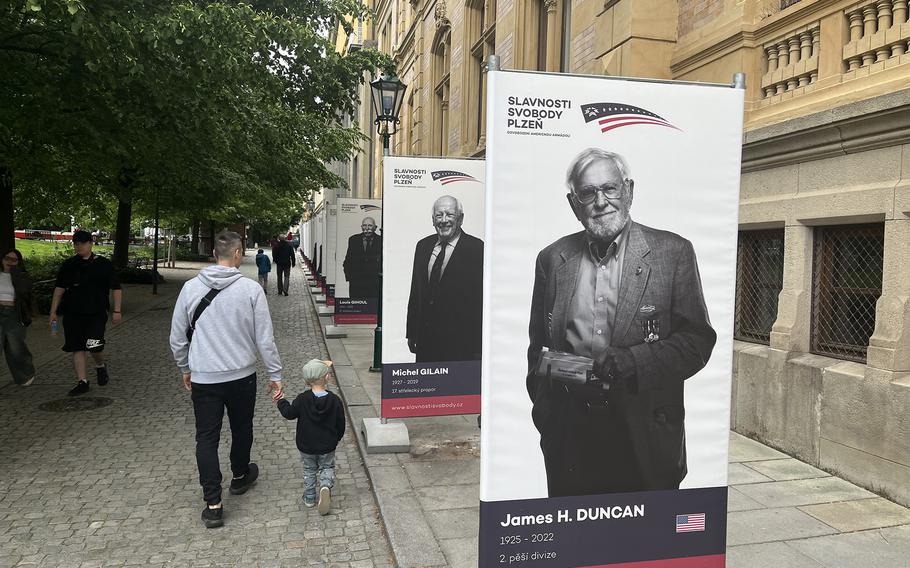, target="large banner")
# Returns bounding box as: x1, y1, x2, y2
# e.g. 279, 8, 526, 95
334, 198, 382, 324
382, 156, 486, 418
479, 71, 743, 566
